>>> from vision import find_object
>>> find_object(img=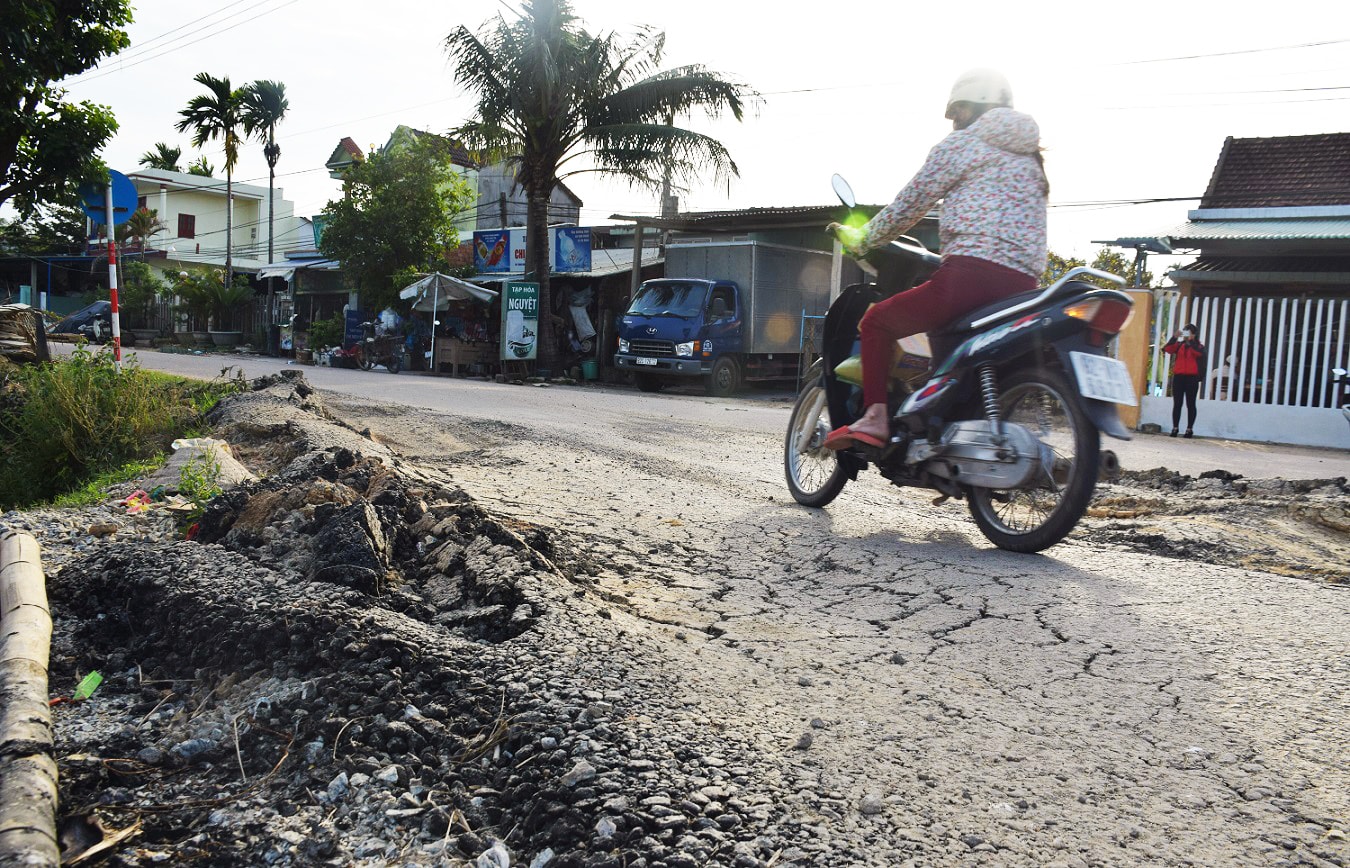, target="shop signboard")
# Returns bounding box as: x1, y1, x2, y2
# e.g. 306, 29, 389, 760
501, 281, 540, 361
473, 228, 526, 273
552, 226, 592, 272
344, 309, 364, 348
